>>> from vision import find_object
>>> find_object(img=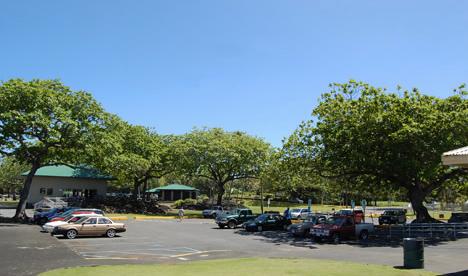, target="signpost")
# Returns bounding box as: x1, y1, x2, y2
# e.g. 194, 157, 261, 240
308, 199, 312, 213
361, 199, 367, 223
267, 198, 271, 208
